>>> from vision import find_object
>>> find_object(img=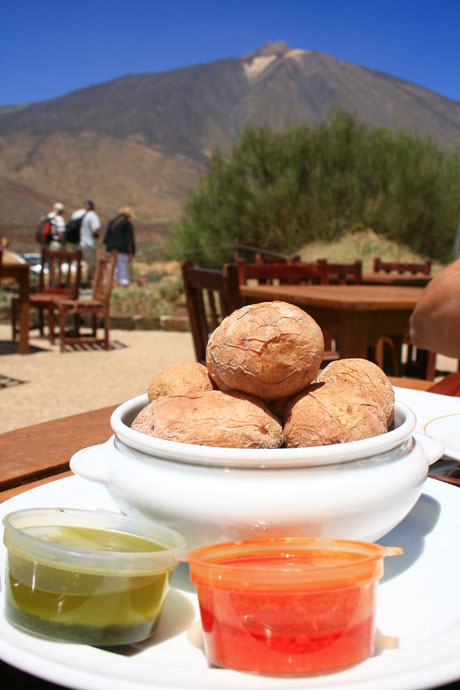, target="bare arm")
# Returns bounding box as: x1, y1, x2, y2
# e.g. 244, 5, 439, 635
409, 259, 460, 358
